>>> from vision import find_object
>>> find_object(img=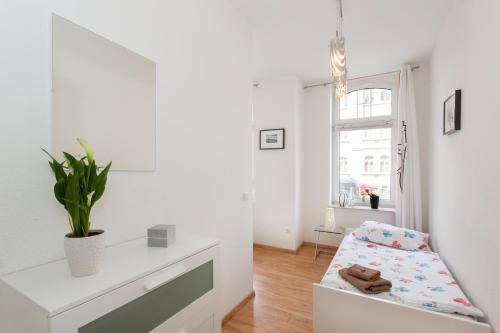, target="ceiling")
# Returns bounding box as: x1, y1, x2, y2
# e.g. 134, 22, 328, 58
232, 0, 455, 83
